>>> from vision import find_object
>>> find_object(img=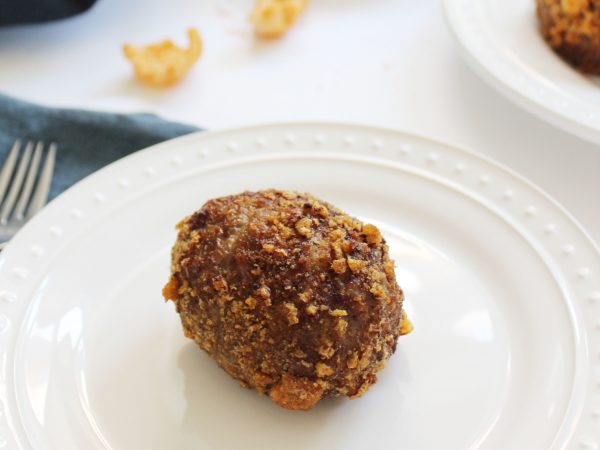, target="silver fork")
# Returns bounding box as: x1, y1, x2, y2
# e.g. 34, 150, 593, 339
0, 140, 56, 250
